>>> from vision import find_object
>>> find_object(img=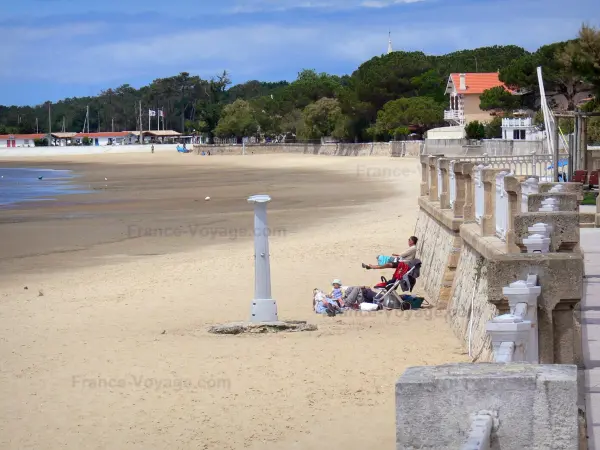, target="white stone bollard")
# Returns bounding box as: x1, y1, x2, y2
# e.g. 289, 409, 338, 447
539, 197, 559, 212
503, 278, 541, 363
486, 315, 531, 362
527, 222, 553, 238
248, 194, 278, 323
463, 412, 495, 450
522, 233, 551, 253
